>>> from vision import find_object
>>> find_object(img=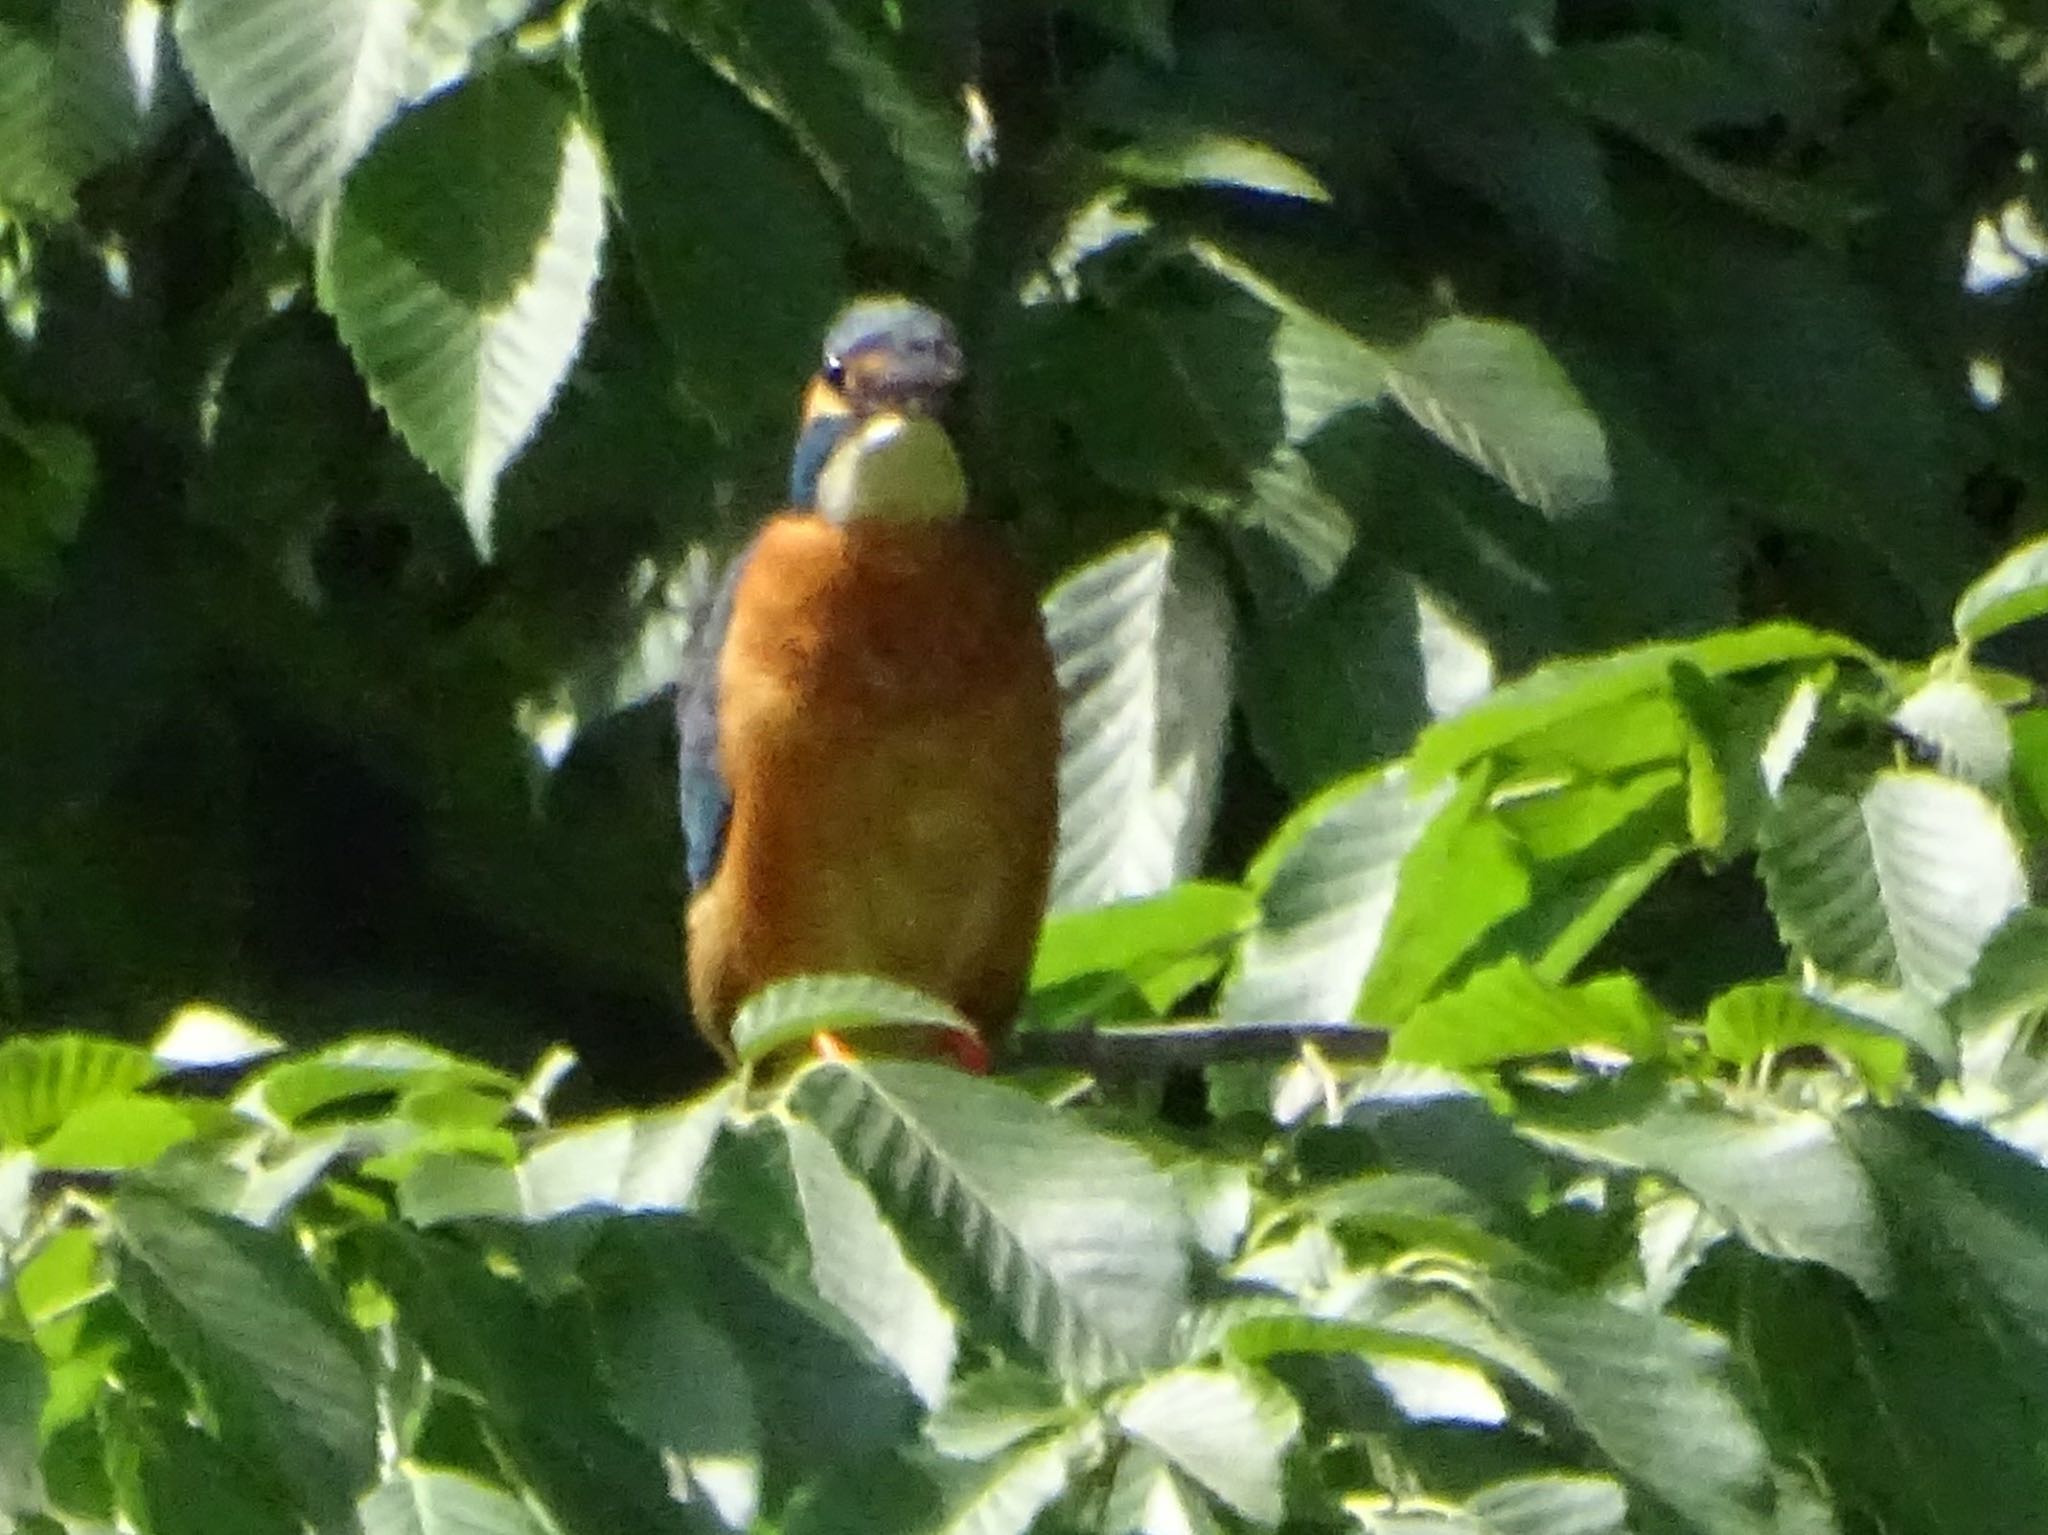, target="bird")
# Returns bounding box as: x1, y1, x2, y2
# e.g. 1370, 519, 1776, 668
677, 297, 1061, 1071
